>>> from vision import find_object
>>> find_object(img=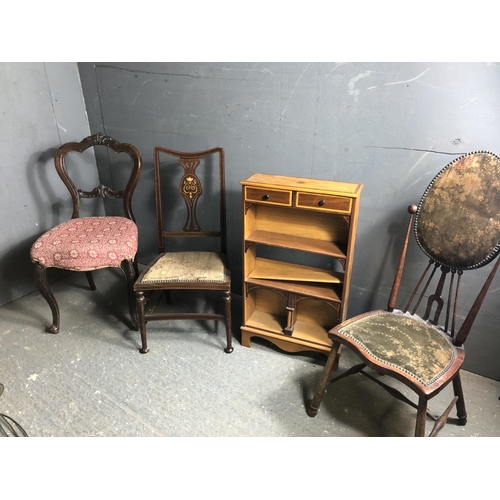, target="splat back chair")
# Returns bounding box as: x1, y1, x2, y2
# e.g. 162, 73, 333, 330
307, 151, 500, 437
134, 146, 233, 354
30, 133, 142, 334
